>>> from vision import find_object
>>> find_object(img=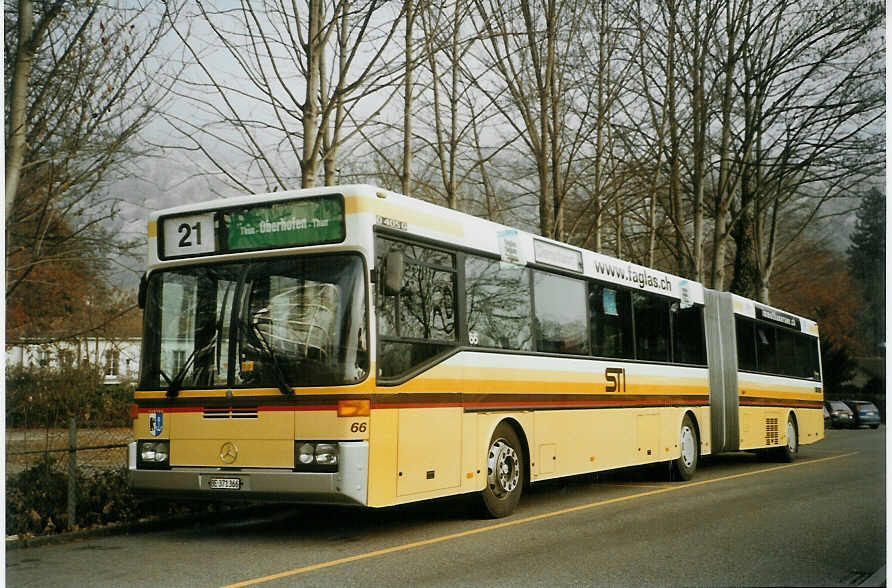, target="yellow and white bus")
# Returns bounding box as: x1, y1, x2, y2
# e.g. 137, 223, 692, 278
129, 184, 824, 517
